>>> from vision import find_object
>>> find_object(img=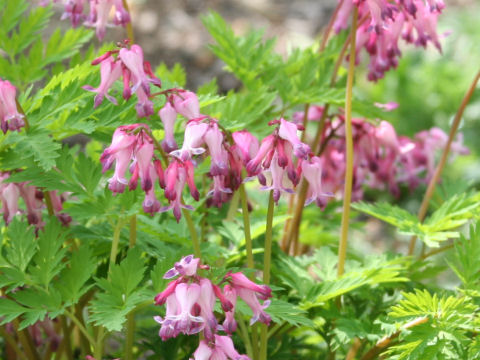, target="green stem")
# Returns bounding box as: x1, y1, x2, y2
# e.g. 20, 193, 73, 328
129, 215, 137, 248
237, 315, 254, 359
239, 183, 260, 359
94, 218, 124, 358
60, 317, 74, 360
226, 190, 240, 221
239, 184, 254, 270
125, 215, 137, 360
63, 310, 96, 346
183, 209, 201, 258
109, 218, 124, 269
43, 190, 55, 216
337, 7, 358, 278
259, 190, 275, 360
122, 0, 135, 42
